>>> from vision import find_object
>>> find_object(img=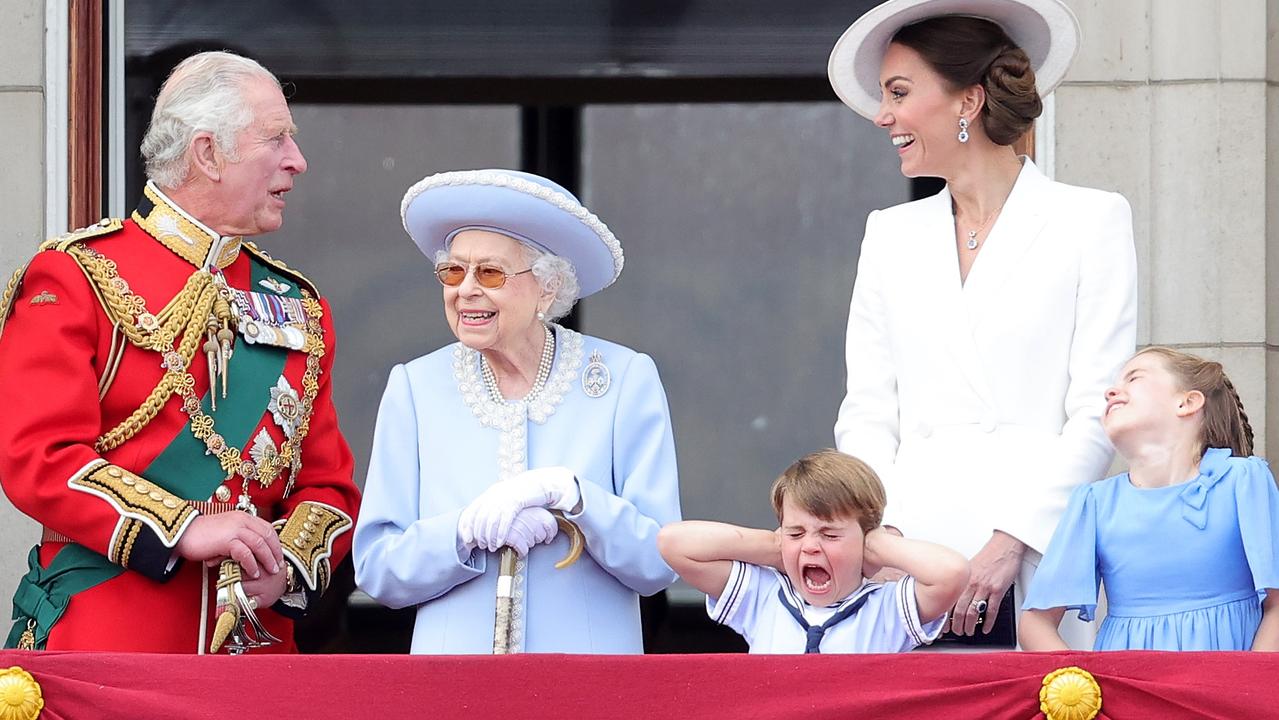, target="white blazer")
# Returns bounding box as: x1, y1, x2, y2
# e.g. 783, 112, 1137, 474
834, 159, 1137, 559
